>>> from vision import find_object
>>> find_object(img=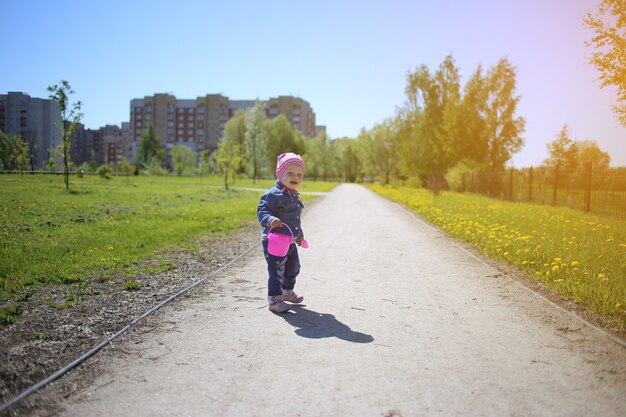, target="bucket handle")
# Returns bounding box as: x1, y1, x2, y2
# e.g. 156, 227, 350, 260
274, 223, 294, 242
